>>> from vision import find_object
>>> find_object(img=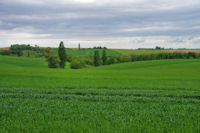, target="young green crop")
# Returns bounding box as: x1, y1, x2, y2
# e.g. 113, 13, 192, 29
0, 55, 200, 133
